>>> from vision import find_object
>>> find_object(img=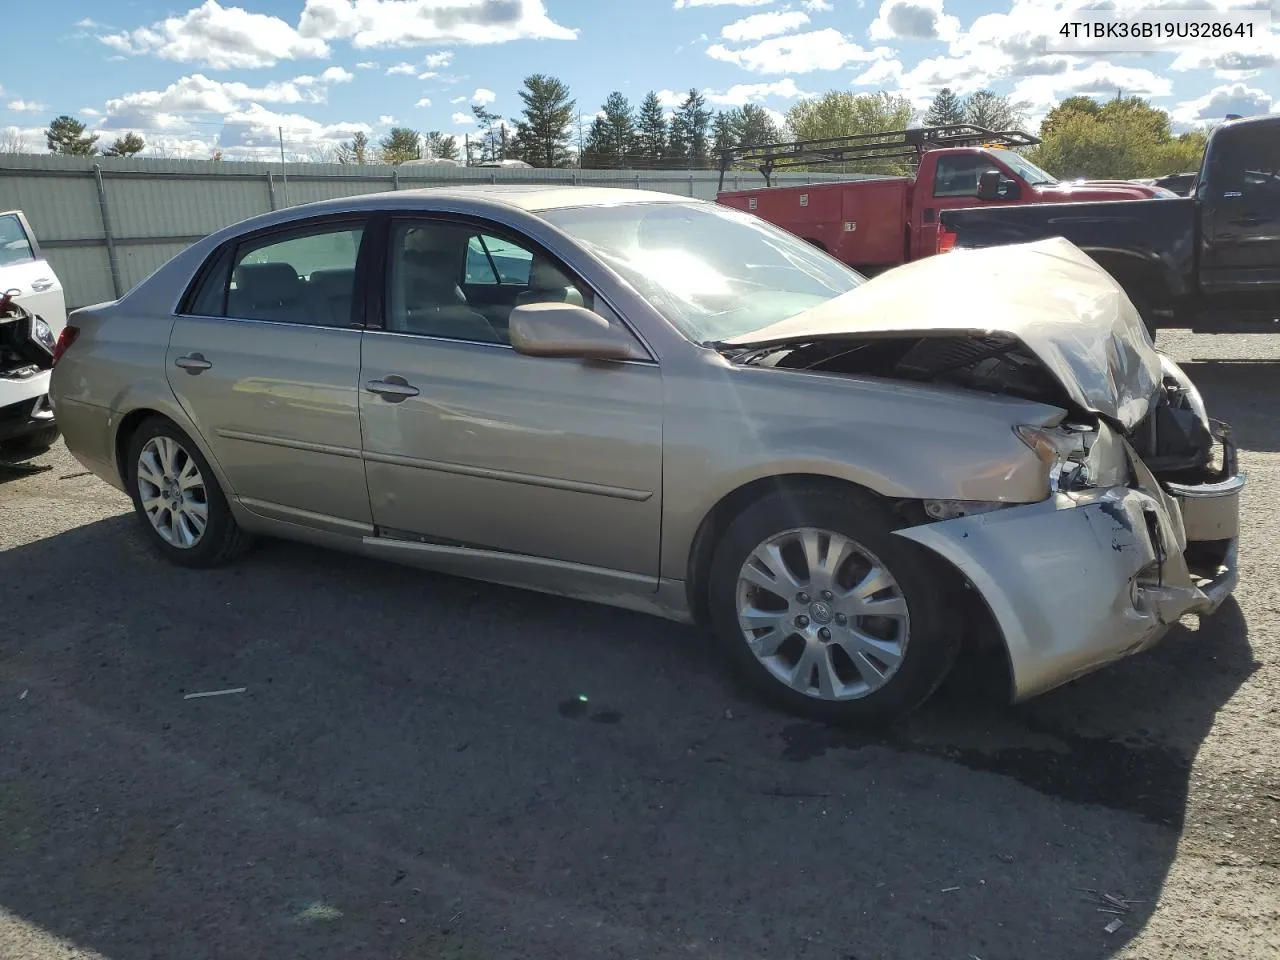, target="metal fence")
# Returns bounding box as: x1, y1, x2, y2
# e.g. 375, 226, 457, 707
0, 154, 869, 309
